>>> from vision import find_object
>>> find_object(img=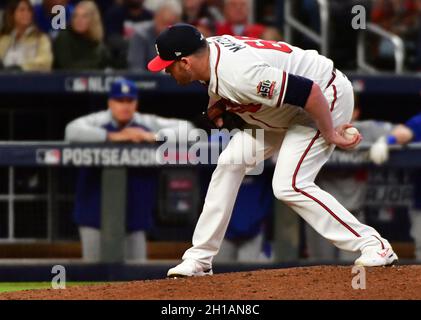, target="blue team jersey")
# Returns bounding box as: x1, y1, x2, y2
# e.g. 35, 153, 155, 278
209, 132, 273, 240
225, 174, 273, 240
405, 113, 421, 209
73, 122, 158, 232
